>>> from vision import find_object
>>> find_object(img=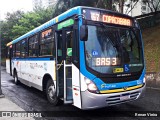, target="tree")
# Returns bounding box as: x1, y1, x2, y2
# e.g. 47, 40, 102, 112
33, 6, 53, 22
1, 7, 54, 59
54, 0, 96, 17
54, 0, 141, 15
113, 0, 139, 14
12, 8, 53, 39
12, 12, 41, 39
54, 0, 122, 17
0, 10, 24, 57
143, 0, 160, 13
119, 0, 125, 13
1, 11, 24, 40
96, 0, 113, 10
125, 0, 140, 15
1, 10, 24, 38
112, 0, 126, 13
